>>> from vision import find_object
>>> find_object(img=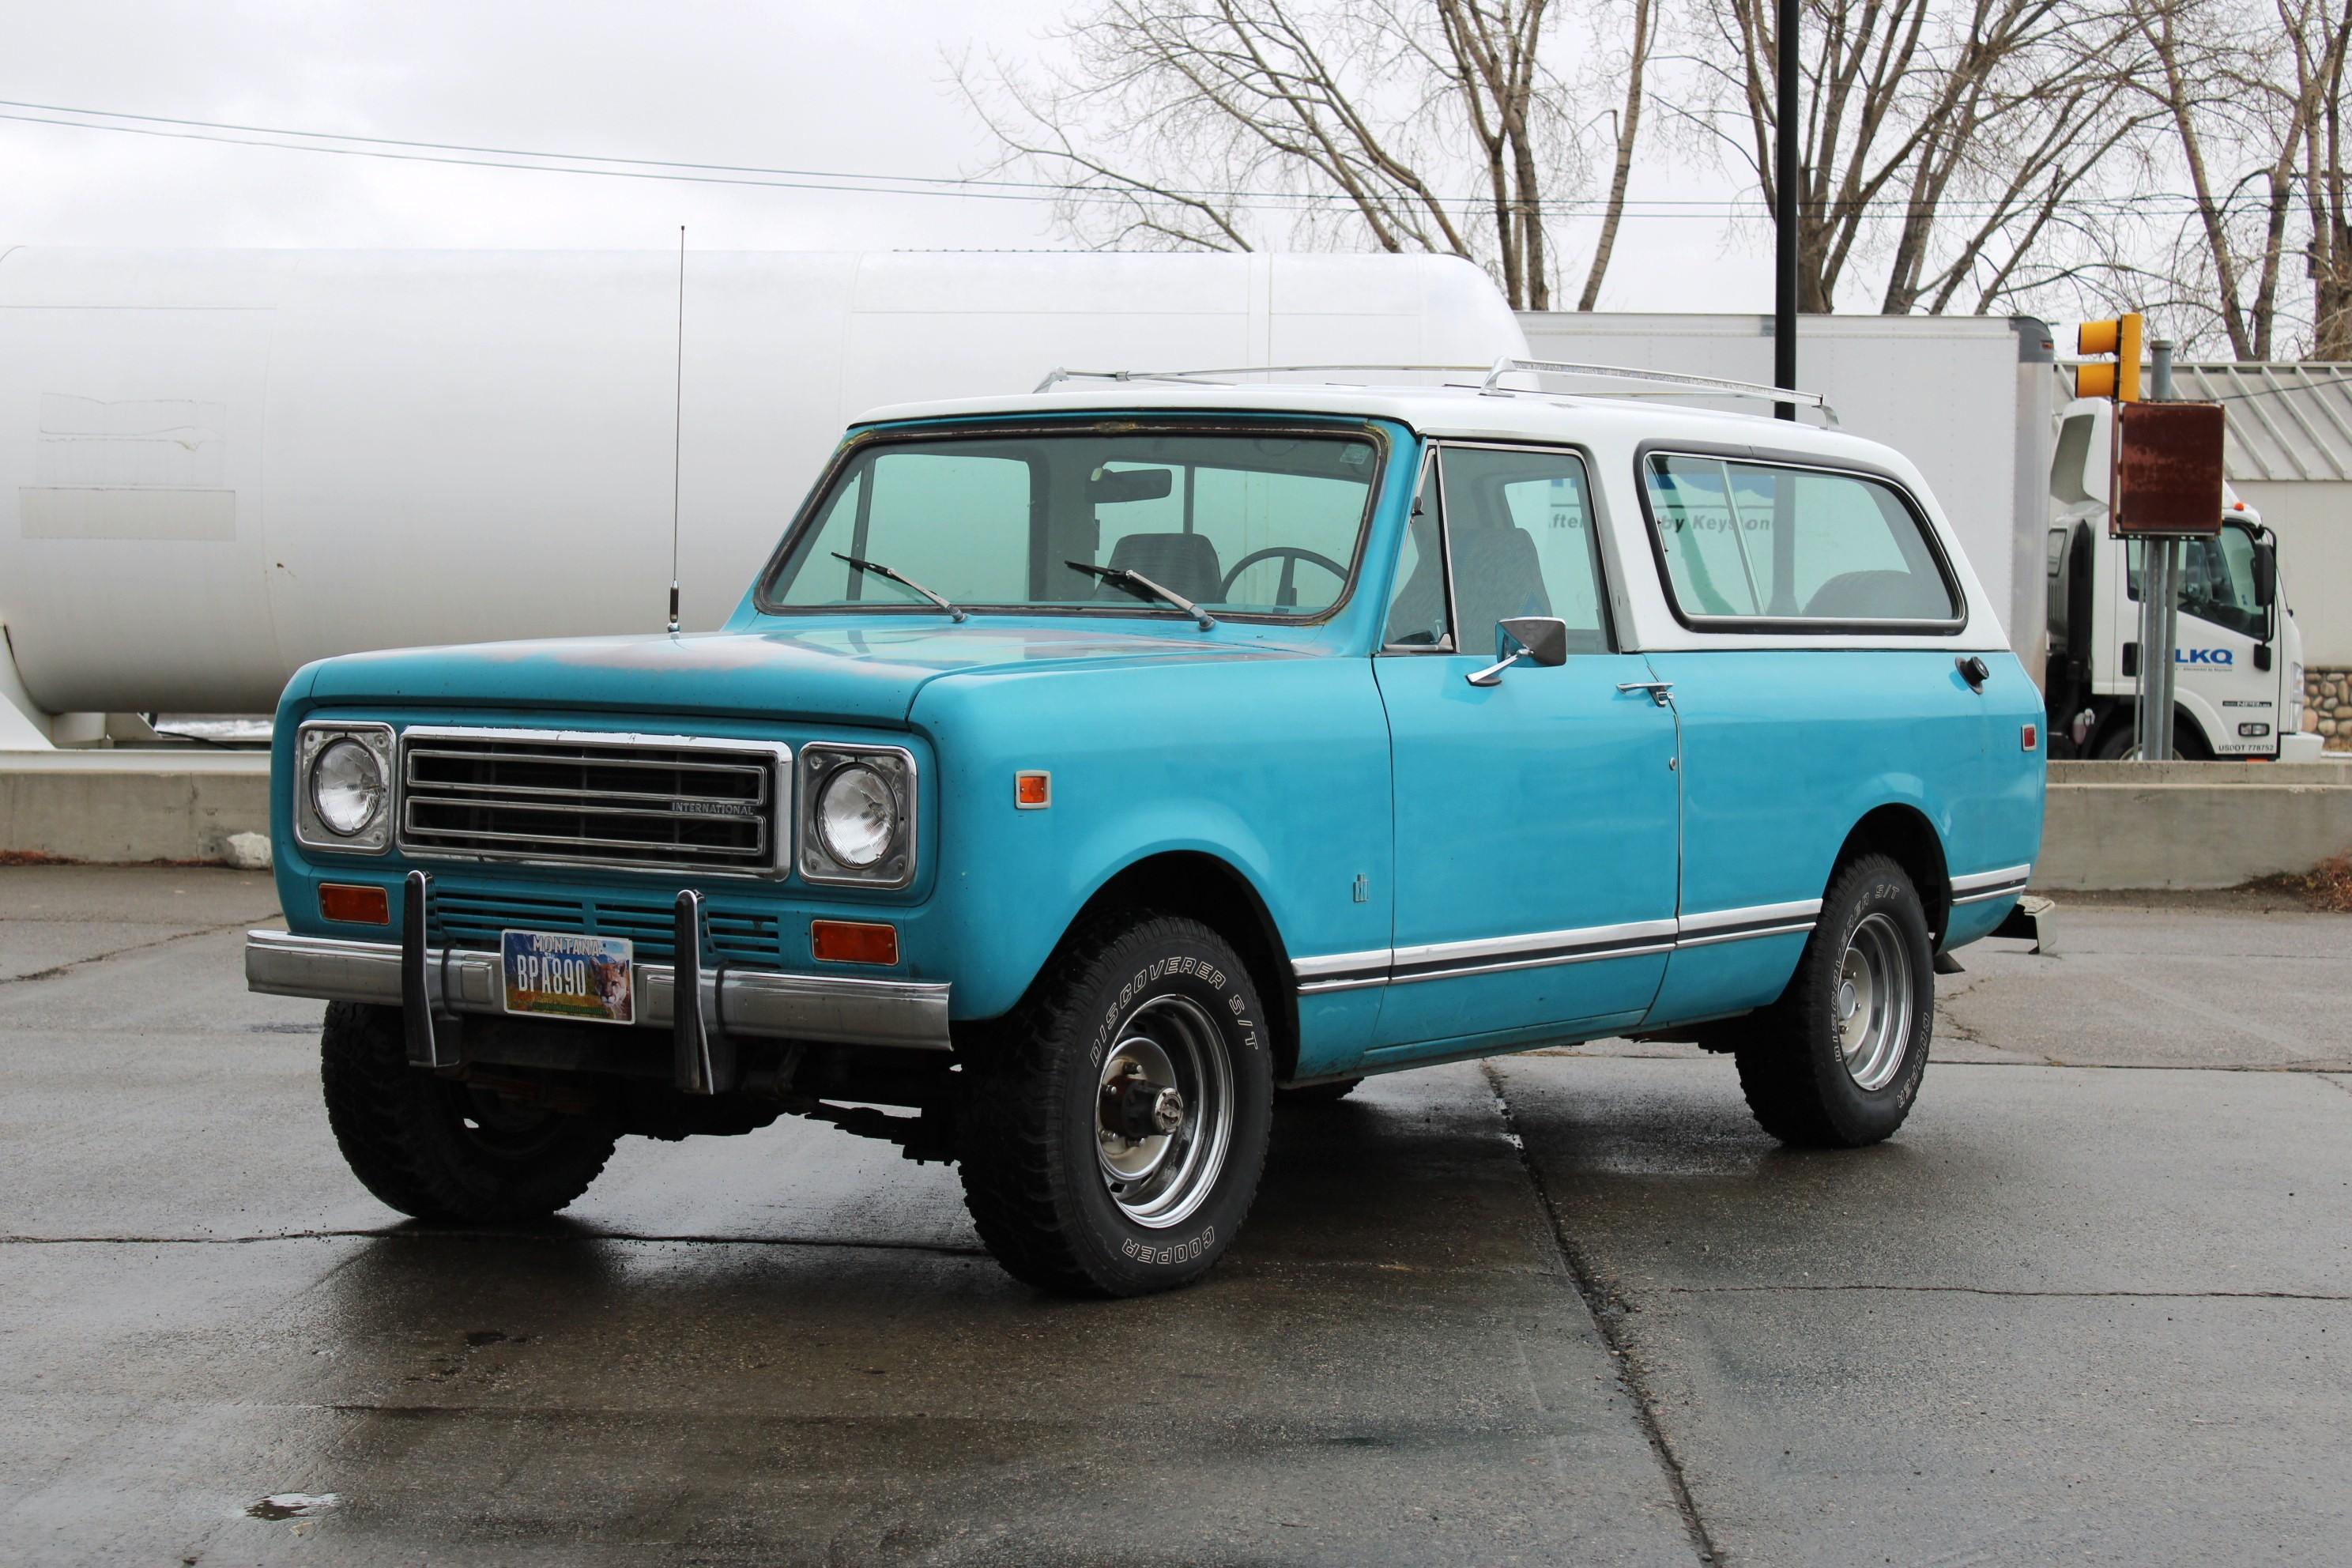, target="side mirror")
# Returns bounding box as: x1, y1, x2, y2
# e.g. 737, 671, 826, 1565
1499, 616, 1569, 666
1466, 616, 1569, 687
2253, 541, 2277, 608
